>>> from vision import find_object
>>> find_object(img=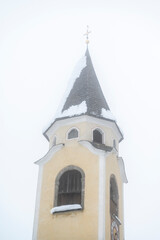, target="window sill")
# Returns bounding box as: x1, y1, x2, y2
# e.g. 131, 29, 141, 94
50, 204, 82, 214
